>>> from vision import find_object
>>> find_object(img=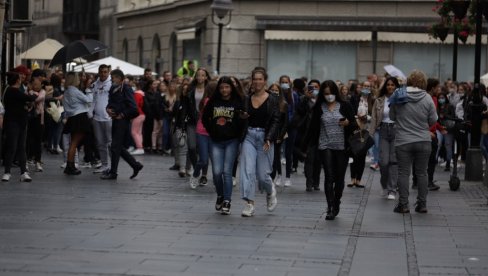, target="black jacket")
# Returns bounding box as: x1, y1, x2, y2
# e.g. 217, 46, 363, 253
276, 101, 289, 141
3, 86, 38, 125
304, 100, 356, 152
106, 84, 138, 120
242, 93, 281, 142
